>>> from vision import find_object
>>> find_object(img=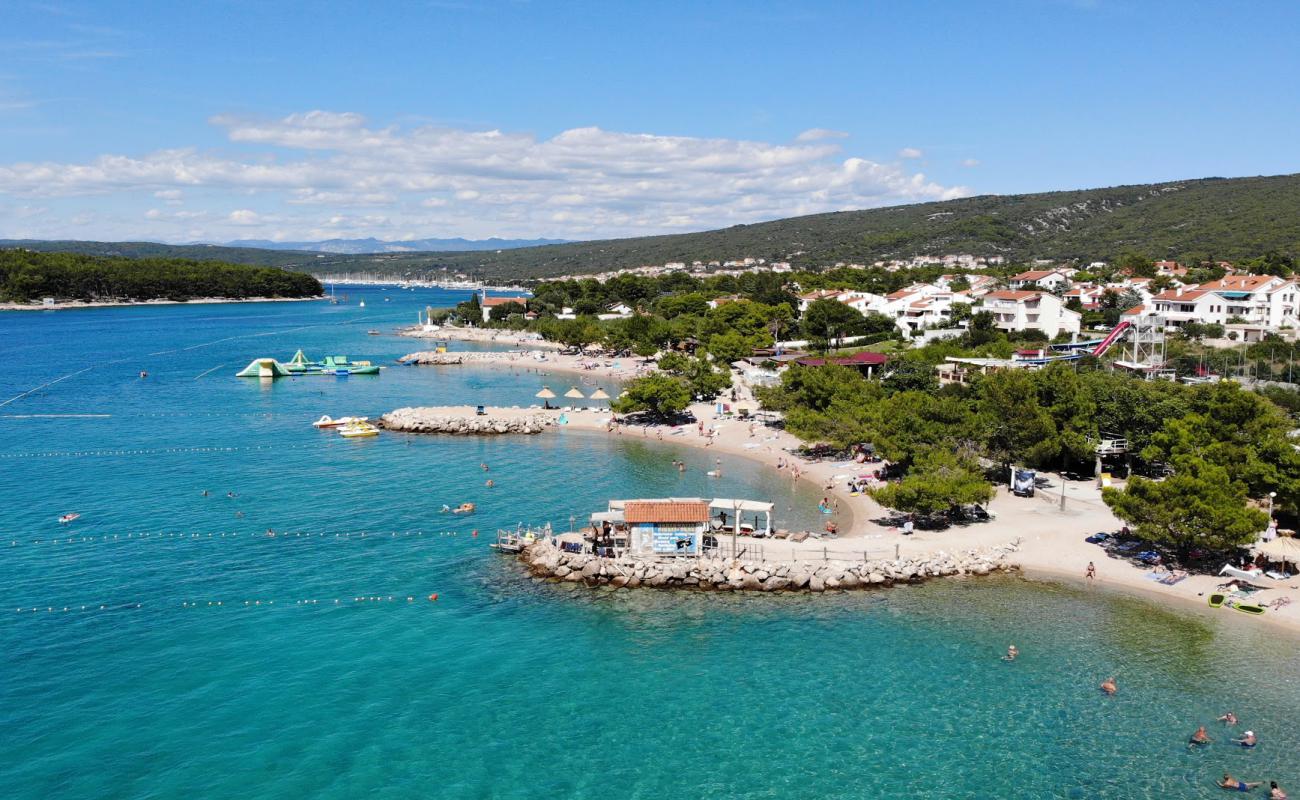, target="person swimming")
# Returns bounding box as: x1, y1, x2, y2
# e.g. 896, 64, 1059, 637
1219, 774, 1262, 792
1218, 711, 1239, 726
1100, 677, 1117, 695
1003, 645, 1019, 661
1234, 730, 1257, 748
1189, 725, 1211, 746
1270, 781, 1288, 799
